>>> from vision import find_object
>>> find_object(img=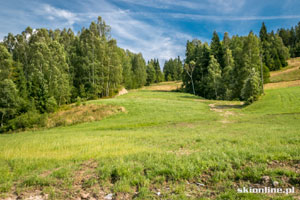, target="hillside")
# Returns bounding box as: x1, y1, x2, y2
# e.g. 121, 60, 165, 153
265, 57, 300, 89
0, 81, 299, 199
